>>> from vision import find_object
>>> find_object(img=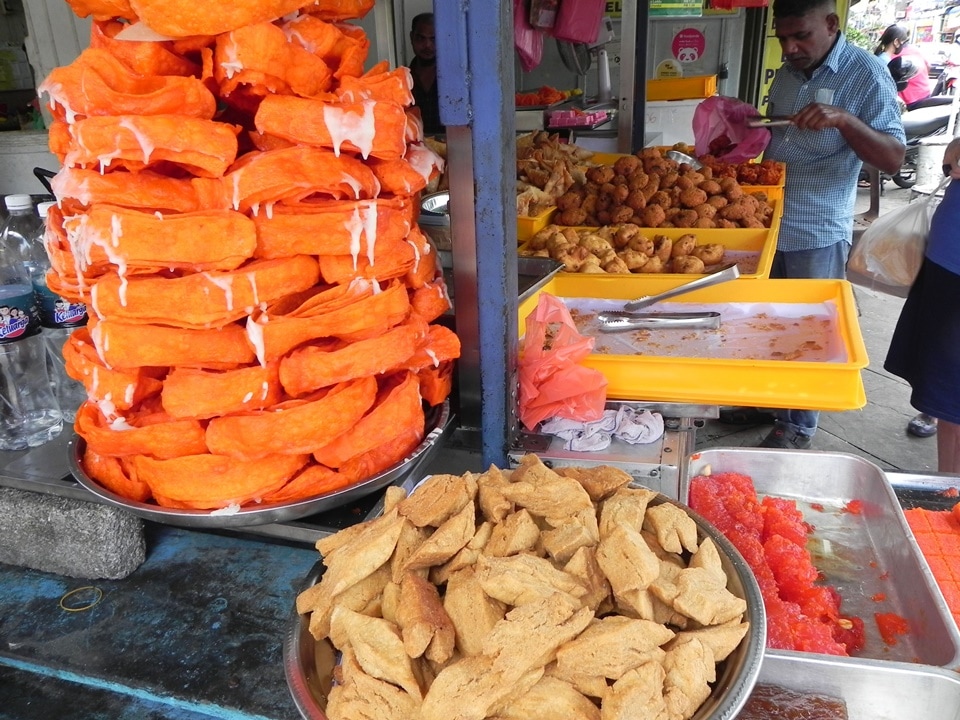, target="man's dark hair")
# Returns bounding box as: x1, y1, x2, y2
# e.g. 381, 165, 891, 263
411, 13, 433, 32
772, 0, 836, 19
